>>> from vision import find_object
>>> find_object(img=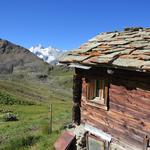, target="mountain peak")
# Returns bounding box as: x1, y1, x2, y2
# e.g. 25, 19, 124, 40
29, 44, 64, 64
